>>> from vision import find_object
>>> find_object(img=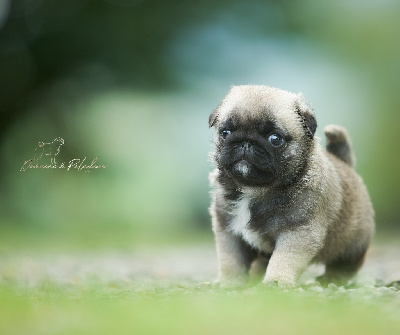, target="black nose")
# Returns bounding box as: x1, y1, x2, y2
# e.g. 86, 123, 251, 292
241, 141, 256, 150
